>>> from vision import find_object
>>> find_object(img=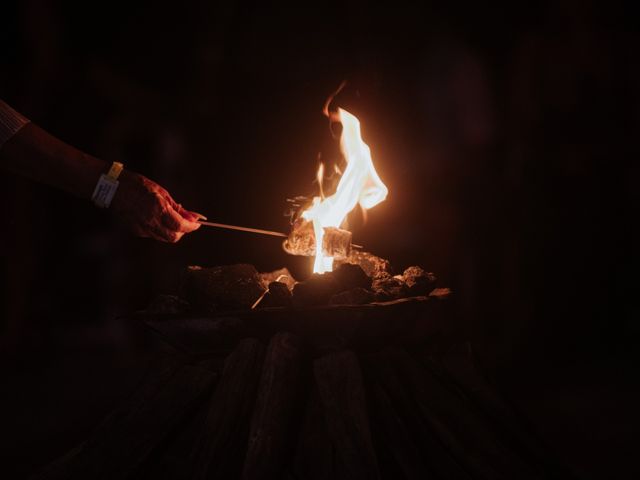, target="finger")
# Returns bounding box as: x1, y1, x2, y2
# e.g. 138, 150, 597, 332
162, 204, 201, 233
176, 204, 205, 222
176, 204, 198, 222
145, 221, 170, 242
165, 195, 204, 223
157, 189, 205, 222
193, 212, 207, 221
159, 190, 182, 213
148, 221, 180, 243
165, 230, 184, 243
